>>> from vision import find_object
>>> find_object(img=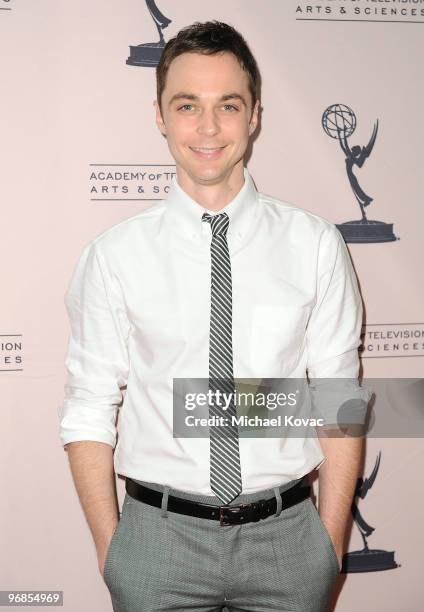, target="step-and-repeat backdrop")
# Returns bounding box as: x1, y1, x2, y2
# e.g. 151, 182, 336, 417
1, 1, 423, 610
